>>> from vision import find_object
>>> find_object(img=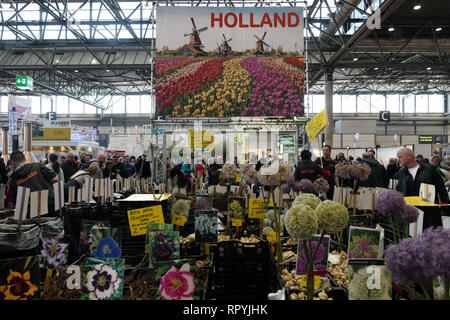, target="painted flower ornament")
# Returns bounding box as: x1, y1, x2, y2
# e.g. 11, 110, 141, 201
159, 263, 196, 300
40, 236, 68, 270
92, 237, 121, 259
0, 270, 38, 300
85, 263, 121, 300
